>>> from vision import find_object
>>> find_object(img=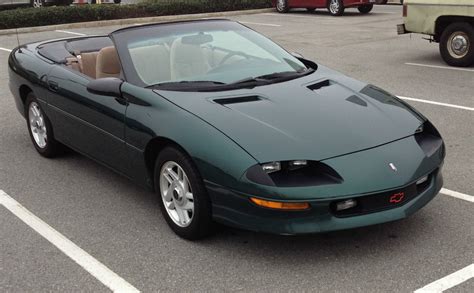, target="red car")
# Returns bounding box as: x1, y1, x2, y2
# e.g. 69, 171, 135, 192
272, 0, 376, 16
